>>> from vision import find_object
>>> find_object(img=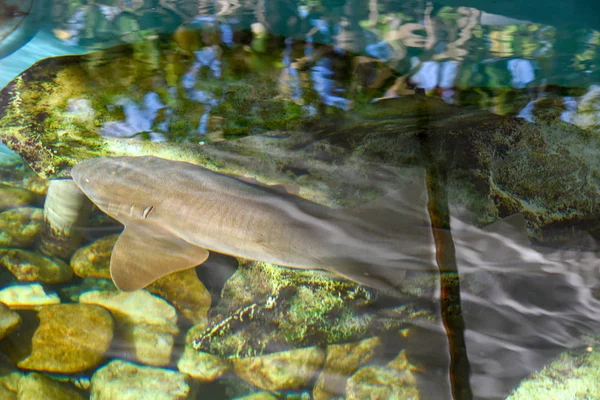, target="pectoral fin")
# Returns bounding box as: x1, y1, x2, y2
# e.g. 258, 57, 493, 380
110, 222, 209, 291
